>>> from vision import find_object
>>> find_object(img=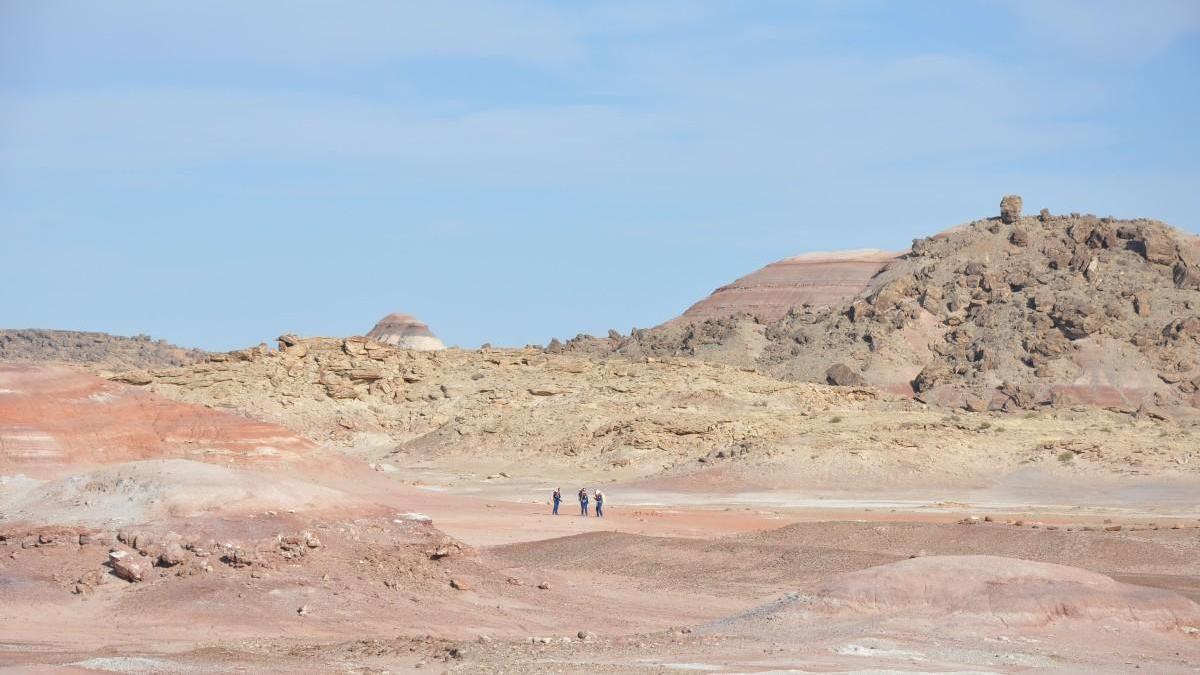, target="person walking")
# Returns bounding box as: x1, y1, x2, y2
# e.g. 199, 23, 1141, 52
594, 489, 605, 518
551, 487, 562, 515
578, 487, 589, 516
